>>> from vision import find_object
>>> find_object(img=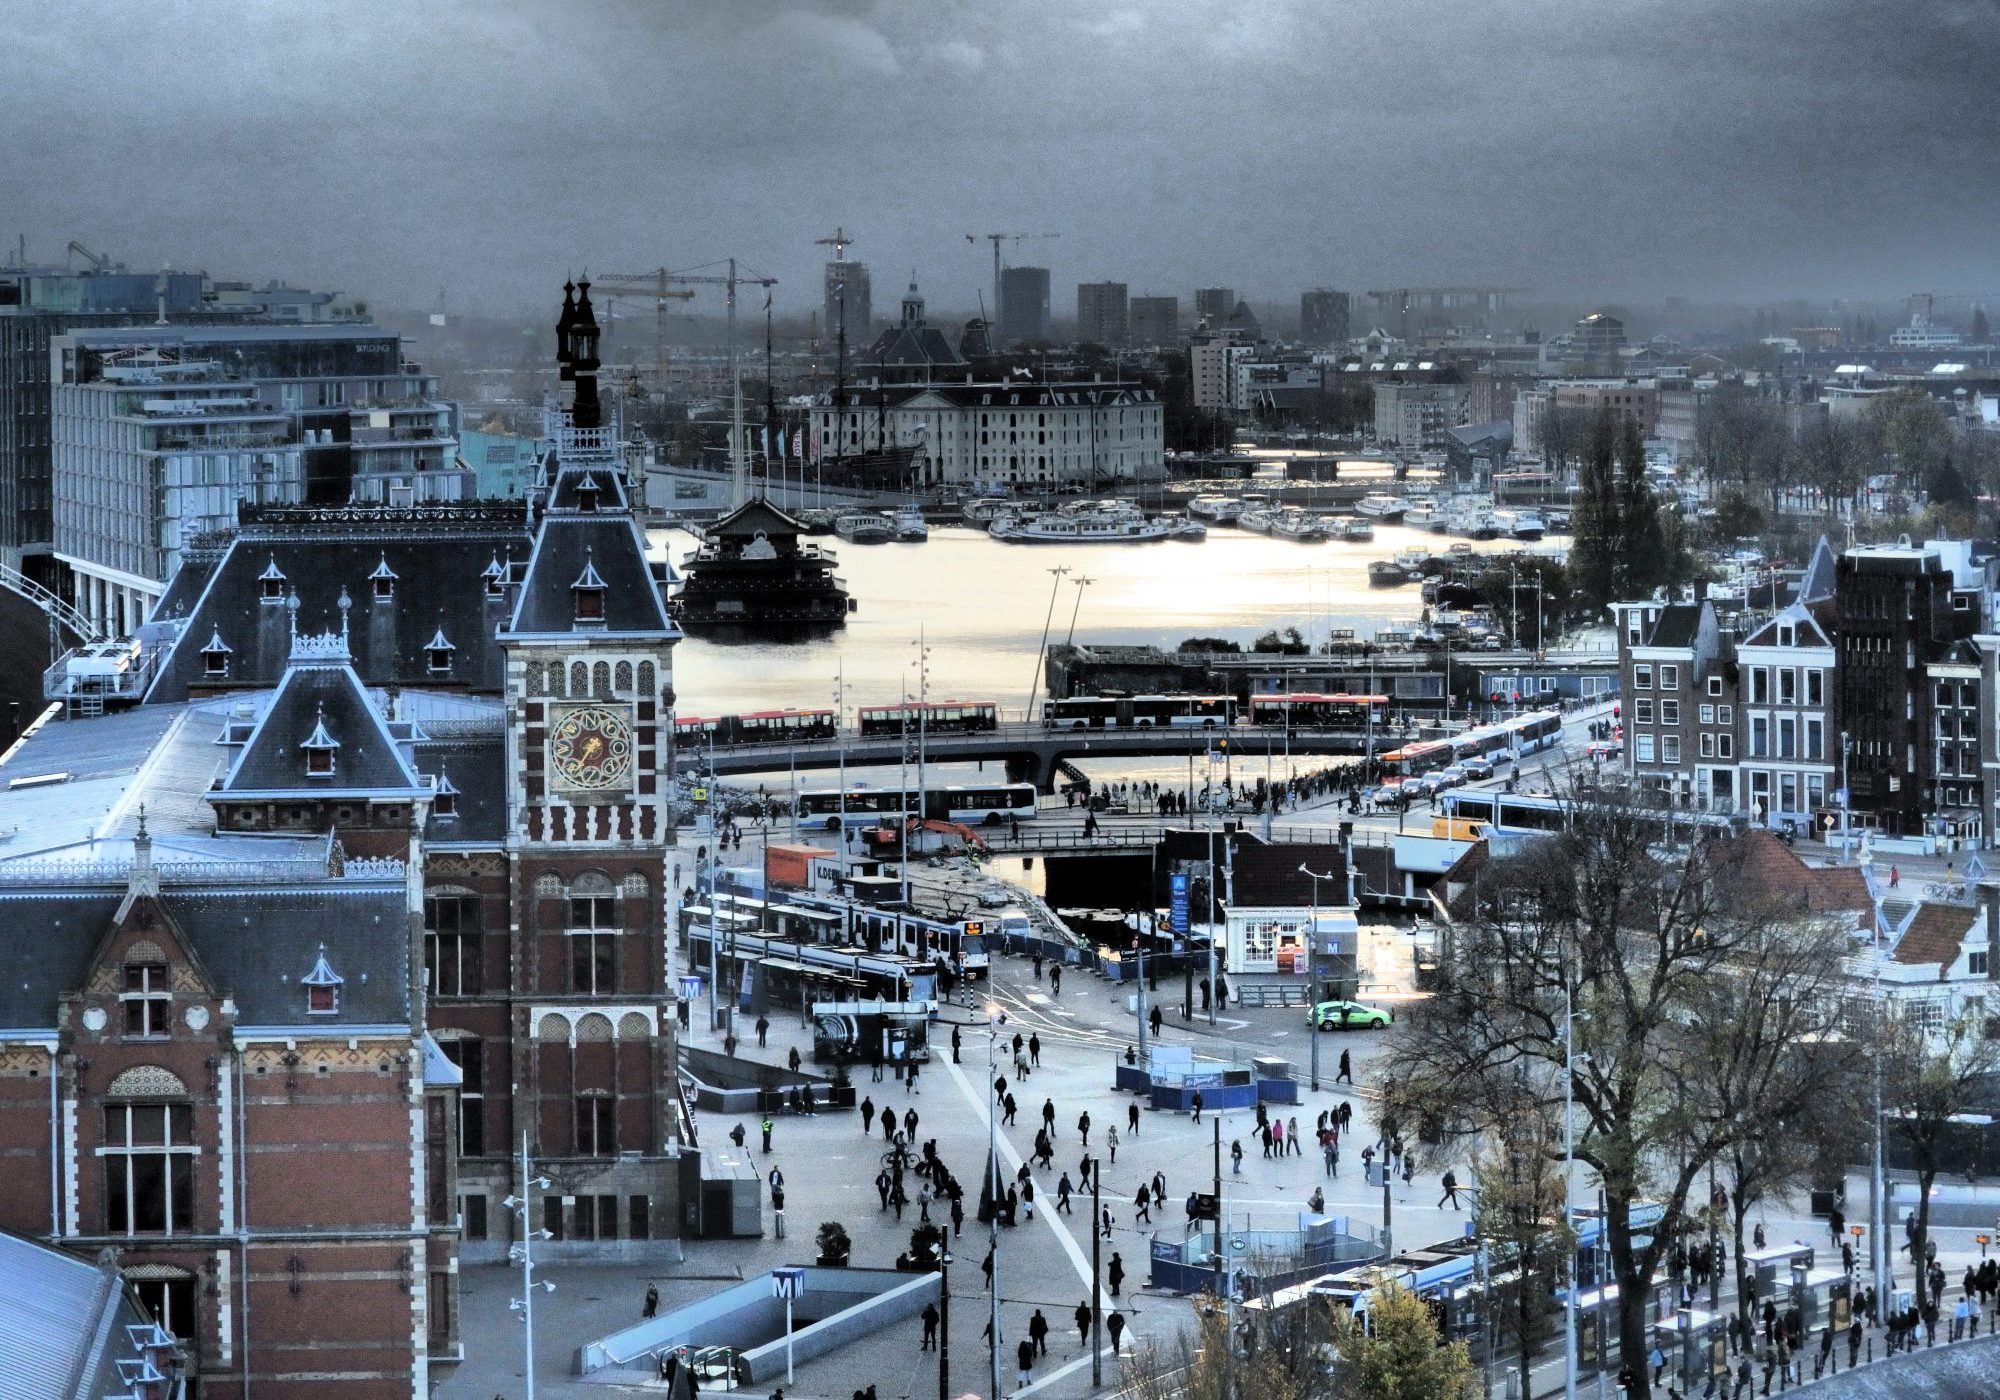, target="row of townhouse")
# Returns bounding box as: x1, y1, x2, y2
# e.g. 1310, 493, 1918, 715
1614, 535, 2000, 850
